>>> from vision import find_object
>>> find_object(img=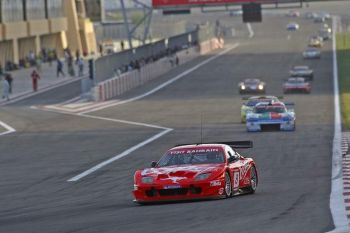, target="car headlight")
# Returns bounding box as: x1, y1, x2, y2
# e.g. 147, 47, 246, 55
258, 84, 264, 90
141, 176, 154, 184
195, 173, 211, 181
241, 85, 246, 90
